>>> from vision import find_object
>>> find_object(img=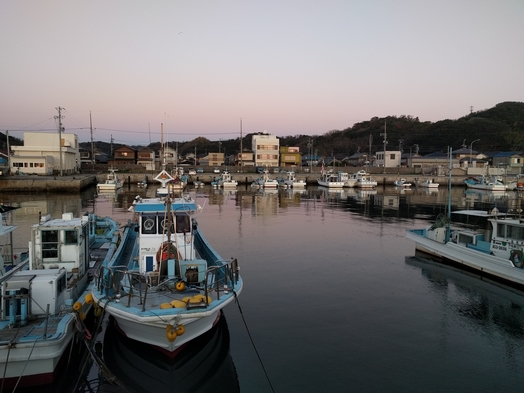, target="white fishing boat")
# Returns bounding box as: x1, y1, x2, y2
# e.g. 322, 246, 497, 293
464, 175, 507, 191
283, 171, 306, 188
97, 168, 124, 192
353, 170, 377, 188
337, 171, 358, 188
317, 170, 345, 188
417, 178, 439, 188
0, 211, 125, 389
0, 209, 29, 279
407, 147, 524, 288
137, 175, 148, 188
407, 208, 524, 287
393, 178, 412, 187
258, 169, 279, 189
212, 169, 238, 188
91, 190, 243, 353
